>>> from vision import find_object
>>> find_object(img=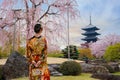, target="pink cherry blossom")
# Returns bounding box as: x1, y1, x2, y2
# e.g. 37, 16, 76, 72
0, 0, 79, 51
90, 34, 120, 58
